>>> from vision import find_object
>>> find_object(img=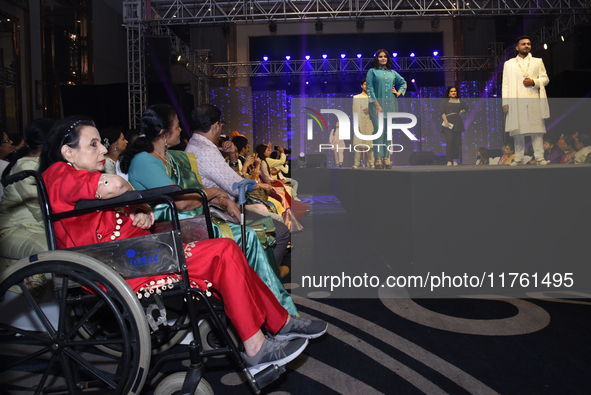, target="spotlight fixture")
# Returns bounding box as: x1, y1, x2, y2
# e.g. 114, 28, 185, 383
543, 43, 548, 50
268, 20, 277, 33
177, 55, 182, 62
306, 80, 309, 85
356, 18, 365, 30
561, 35, 565, 41
410, 52, 415, 57
285, 55, 291, 60
263, 56, 268, 61
411, 78, 416, 83
394, 18, 403, 30
340, 54, 346, 59
433, 51, 439, 57
322, 54, 328, 59
431, 16, 440, 29
315, 18, 324, 32
392, 52, 398, 58
357, 54, 362, 59
305, 55, 310, 60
